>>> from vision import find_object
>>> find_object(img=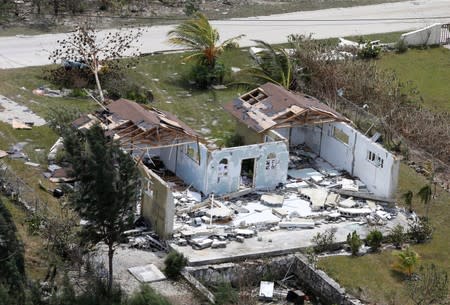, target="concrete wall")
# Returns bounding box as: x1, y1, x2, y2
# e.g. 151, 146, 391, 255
139, 164, 174, 239
186, 255, 362, 305
401, 23, 442, 46
294, 254, 361, 305
206, 140, 289, 195
173, 143, 209, 194
292, 122, 400, 199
